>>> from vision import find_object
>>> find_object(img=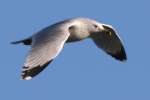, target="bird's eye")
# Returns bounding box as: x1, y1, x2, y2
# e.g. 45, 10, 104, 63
94, 24, 98, 29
